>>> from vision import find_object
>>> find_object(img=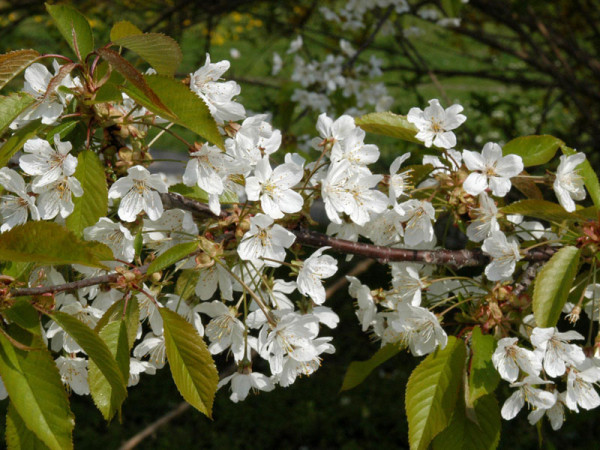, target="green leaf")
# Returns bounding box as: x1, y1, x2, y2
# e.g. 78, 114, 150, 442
147, 241, 199, 275
533, 246, 581, 327
6, 402, 50, 450
341, 344, 400, 391
355, 112, 421, 144
169, 183, 238, 203
49, 312, 127, 420
502, 135, 563, 167
2, 261, 33, 281
405, 337, 466, 450
432, 394, 501, 450
96, 48, 172, 114
88, 320, 130, 421
501, 199, 586, 223
3, 299, 42, 337
175, 269, 199, 301
0, 92, 35, 135
113, 33, 182, 77
110, 21, 143, 41
562, 146, 600, 209
468, 327, 499, 404
123, 74, 224, 149
0, 222, 113, 268
0, 326, 74, 450
45, 3, 94, 60
161, 308, 219, 418
95, 297, 139, 351
0, 120, 43, 168
0, 49, 40, 91
45, 120, 79, 142
65, 151, 108, 236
